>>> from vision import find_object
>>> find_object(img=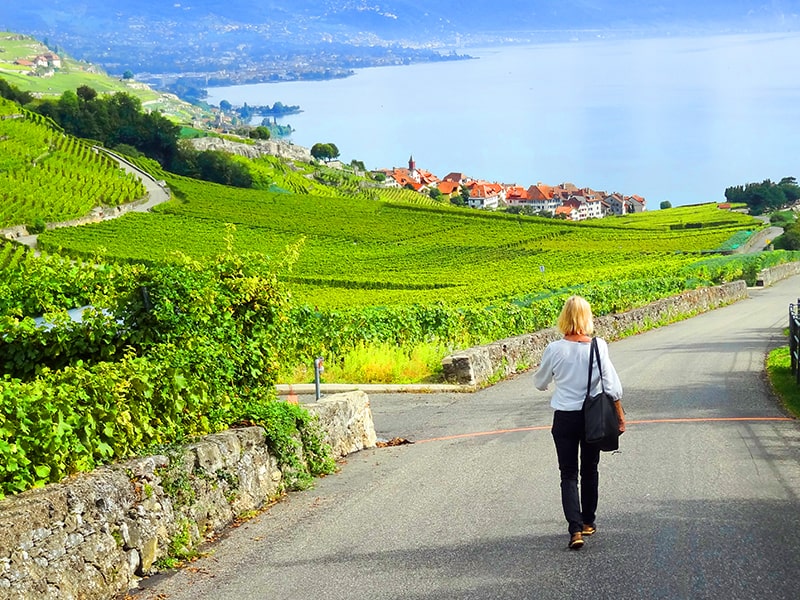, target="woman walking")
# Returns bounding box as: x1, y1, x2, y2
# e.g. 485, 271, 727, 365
533, 296, 625, 550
